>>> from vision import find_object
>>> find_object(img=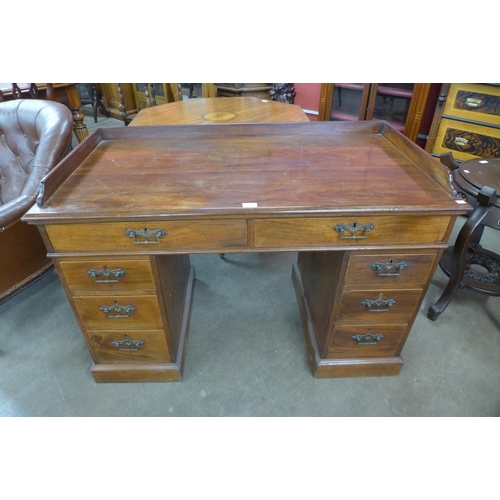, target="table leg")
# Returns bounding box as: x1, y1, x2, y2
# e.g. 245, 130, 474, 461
428, 201, 494, 321
65, 84, 89, 143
